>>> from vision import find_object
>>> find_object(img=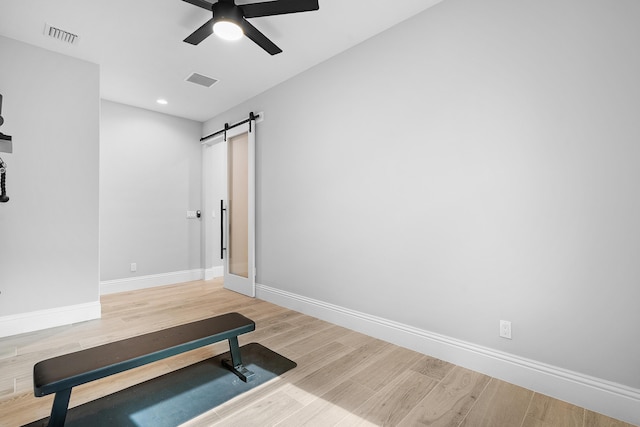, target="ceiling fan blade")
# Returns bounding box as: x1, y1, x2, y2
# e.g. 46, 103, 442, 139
241, 0, 319, 18
182, 0, 213, 11
184, 18, 215, 45
240, 18, 282, 55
